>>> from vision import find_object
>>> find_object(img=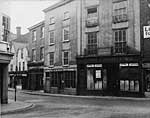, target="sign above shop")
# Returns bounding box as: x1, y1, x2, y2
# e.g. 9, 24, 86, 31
87, 64, 102, 68
120, 63, 139, 67
144, 26, 150, 38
